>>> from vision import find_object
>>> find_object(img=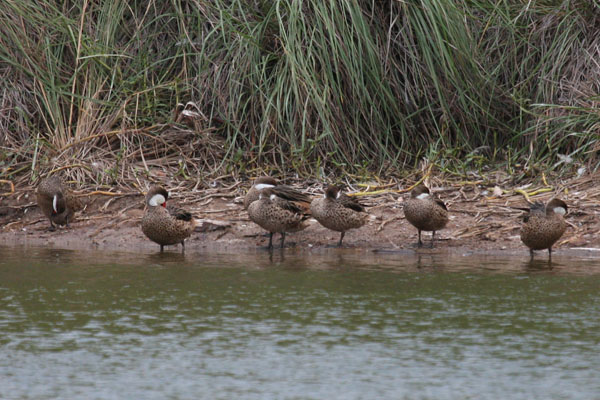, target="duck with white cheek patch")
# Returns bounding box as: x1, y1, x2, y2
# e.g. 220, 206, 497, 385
520, 198, 568, 260
310, 184, 368, 247
403, 183, 449, 248
36, 175, 82, 231
247, 187, 310, 250
141, 186, 195, 253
